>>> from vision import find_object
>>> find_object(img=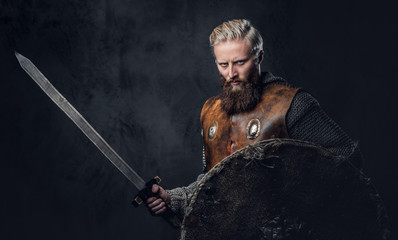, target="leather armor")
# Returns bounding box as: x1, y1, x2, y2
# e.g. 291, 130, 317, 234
201, 82, 299, 171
